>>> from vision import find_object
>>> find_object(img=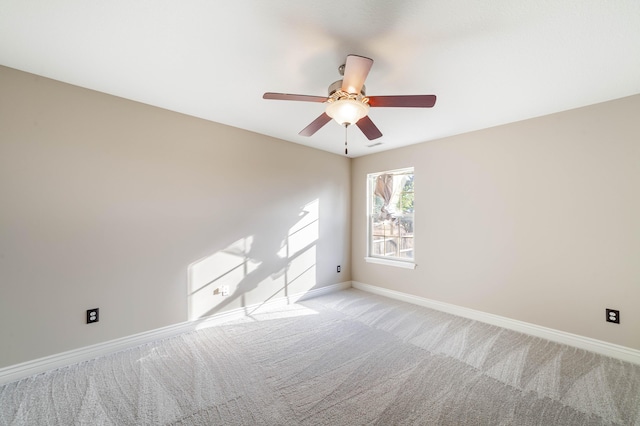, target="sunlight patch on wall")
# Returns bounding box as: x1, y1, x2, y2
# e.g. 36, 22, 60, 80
280, 199, 319, 259
278, 199, 319, 295
188, 237, 261, 320
188, 199, 320, 322
288, 199, 319, 256
287, 245, 317, 294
